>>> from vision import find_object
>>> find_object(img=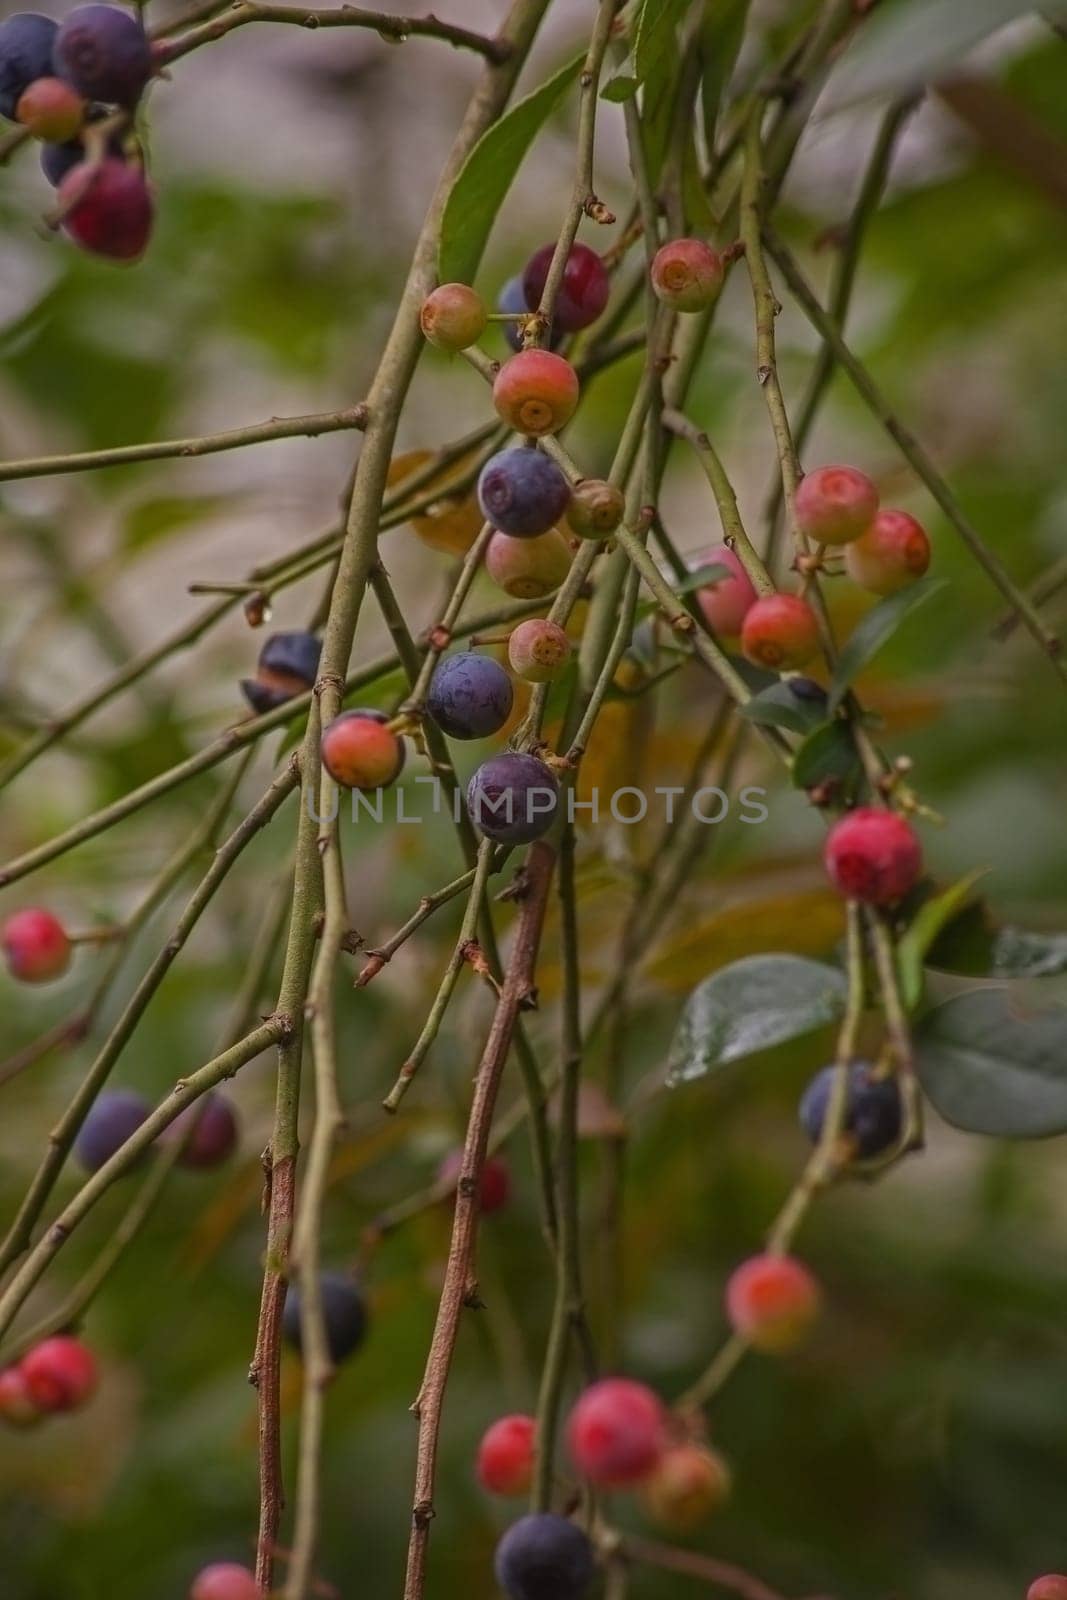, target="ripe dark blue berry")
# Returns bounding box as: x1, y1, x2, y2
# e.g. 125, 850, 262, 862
241, 630, 321, 714
426, 653, 513, 741
799, 1061, 903, 1159
283, 1272, 368, 1364
522, 242, 610, 334
494, 1513, 595, 1600
53, 5, 153, 107
74, 1089, 151, 1173
788, 676, 828, 706
477, 447, 571, 539
0, 12, 58, 120
468, 753, 559, 845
